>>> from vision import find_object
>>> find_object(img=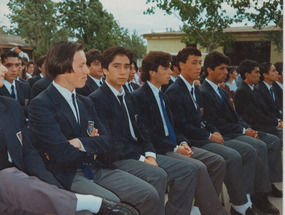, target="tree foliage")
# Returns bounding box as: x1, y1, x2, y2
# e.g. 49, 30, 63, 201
7, 0, 70, 57
5, 0, 146, 58
145, 0, 241, 52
